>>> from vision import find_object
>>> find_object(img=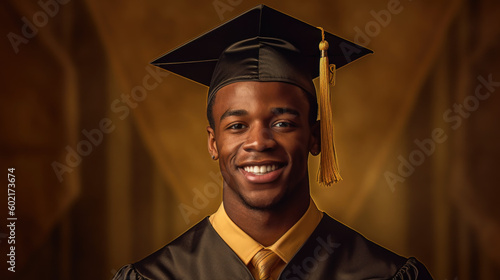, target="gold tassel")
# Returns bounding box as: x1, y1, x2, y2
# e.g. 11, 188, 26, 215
317, 27, 342, 186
